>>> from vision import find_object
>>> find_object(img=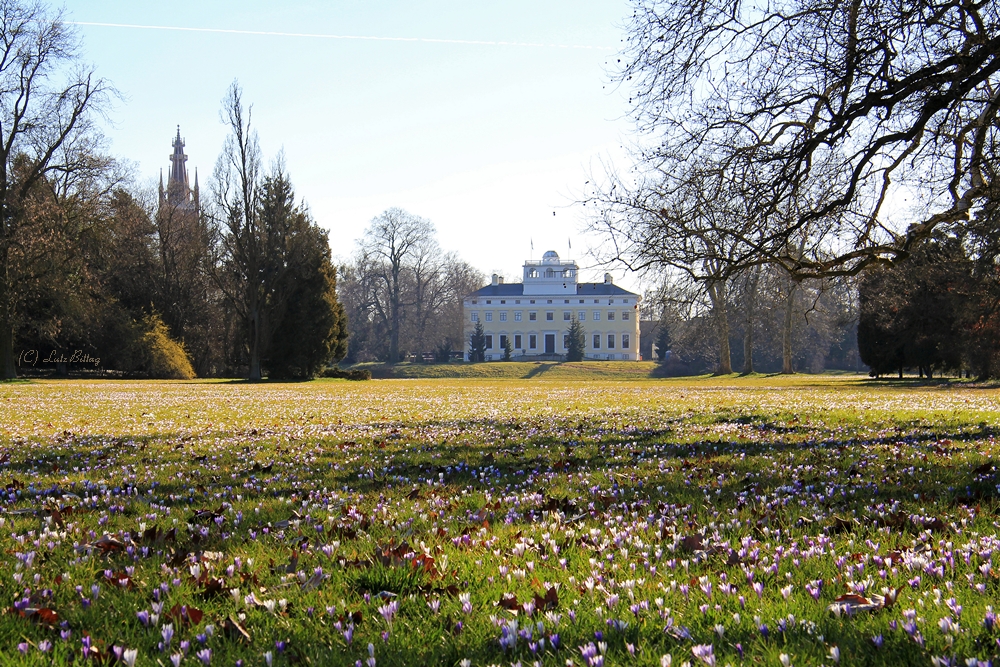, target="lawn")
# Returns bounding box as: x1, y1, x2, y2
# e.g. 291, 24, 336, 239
0, 376, 997, 666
